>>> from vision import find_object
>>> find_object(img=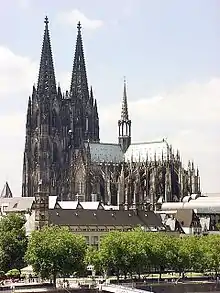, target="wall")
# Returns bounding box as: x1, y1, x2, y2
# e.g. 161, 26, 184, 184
137, 282, 220, 293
